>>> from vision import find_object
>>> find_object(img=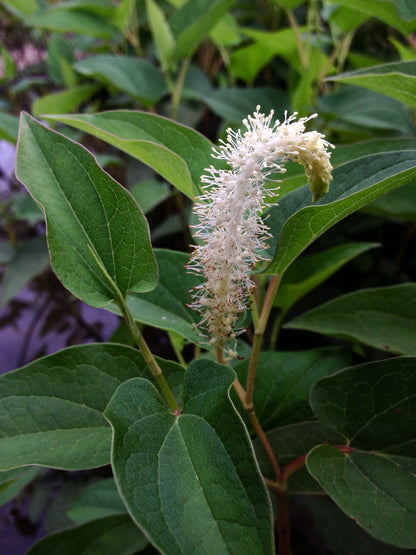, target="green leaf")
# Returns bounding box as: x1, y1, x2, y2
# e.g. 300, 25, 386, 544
364, 182, 416, 221
16, 113, 157, 308
130, 179, 171, 214
0, 112, 19, 143
27, 515, 149, 555
0, 236, 50, 307
108, 249, 202, 344
146, 0, 176, 72
235, 347, 351, 429
32, 84, 100, 117
274, 242, 379, 313
0, 466, 41, 507
253, 421, 344, 493
292, 494, 416, 554
105, 359, 273, 555
328, 61, 416, 109
67, 478, 126, 524
47, 34, 76, 86
0, 343, 184, 470
324, 0, 416, 34
285, 284, 416, 356
307, 446, 416, 548
310, 357, 416, 453
265, 150, 416, 276
10, 194, 44, 224
319, 86, 416, 136
306, 357, 416, 547
169, 0, 234, 60
74, 55, 167, 107
2, 0, 40, 16
203, 87, 289, 123
27, 5, 118, 38
44, 111, 213, 198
